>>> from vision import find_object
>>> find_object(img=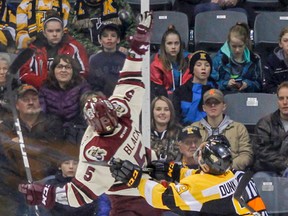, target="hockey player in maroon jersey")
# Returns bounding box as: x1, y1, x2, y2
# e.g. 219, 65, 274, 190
18, 11, 162, 216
